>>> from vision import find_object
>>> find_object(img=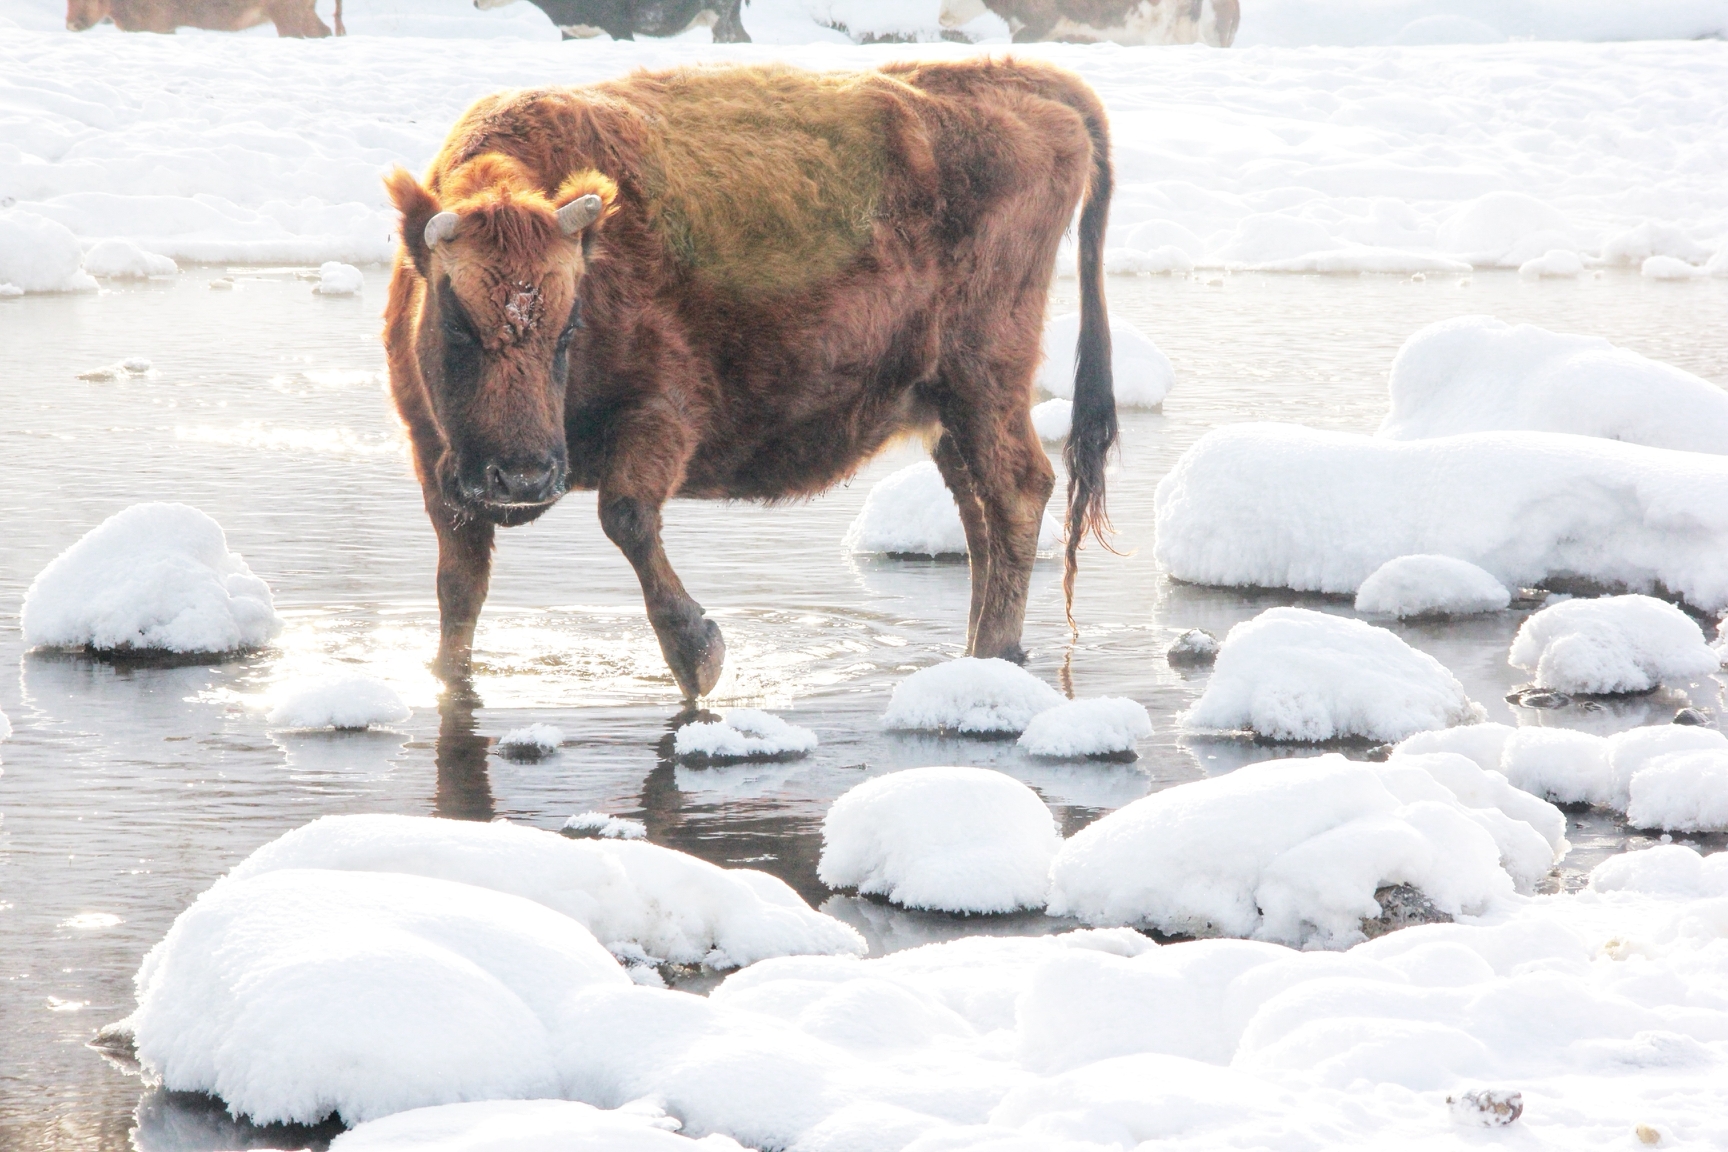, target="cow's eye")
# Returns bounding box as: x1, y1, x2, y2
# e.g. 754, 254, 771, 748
443, 320, 476, 347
